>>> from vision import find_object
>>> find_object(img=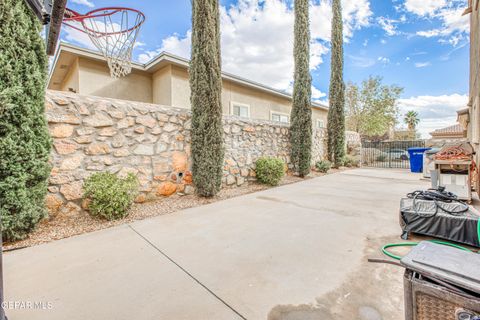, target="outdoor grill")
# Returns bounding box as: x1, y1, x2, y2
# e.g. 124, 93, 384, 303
401, 242, 480, 320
